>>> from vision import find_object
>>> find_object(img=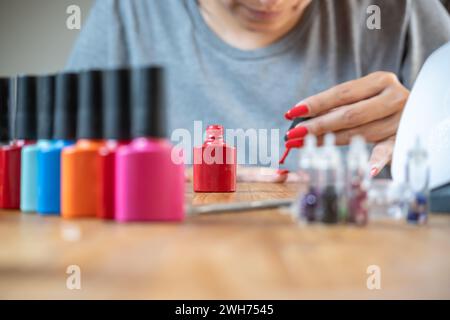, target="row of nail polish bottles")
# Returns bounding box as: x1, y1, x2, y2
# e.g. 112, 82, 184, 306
0, 66, 185, 222
0, 74, 77, 212
61, 66, 184, 221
